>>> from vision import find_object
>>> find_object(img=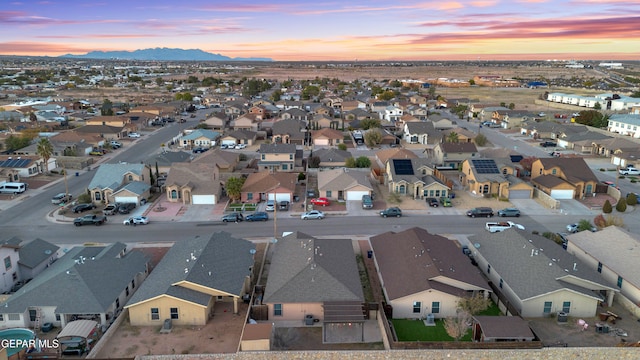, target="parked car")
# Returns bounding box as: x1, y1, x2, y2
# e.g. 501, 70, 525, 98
619, 167, 640, 175
110, 140, 122, 148
72, 203, 96, 213
485, 221, 525, 233
245, 212, 269, 222
466, 207, 494, 218
380, 207, 402, 218
307, 189, 316, 198
439, 197, 452, 207
128, 132, 141, 138
123, 216, 149, 226
117, 203, 136, 214
497, 208, 521, 217
73, 214, 107, 226
310, 197, 330, 206
221, 212, 243, 223
103, 203, 119, 215
361, 194, 374, 209
301, 210, 325, 220
601, 181, 619, 189
566, 223, 597, 233
220, 144, 228, 149
192, 147, 209, 154
425, 197, 439, 207
279, 201, 290, 211
51, 193, 72, 205
235, 144, 247, 149
539, 141, 557, 147
265, 200, 275, 212
89, 150, 104, 156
